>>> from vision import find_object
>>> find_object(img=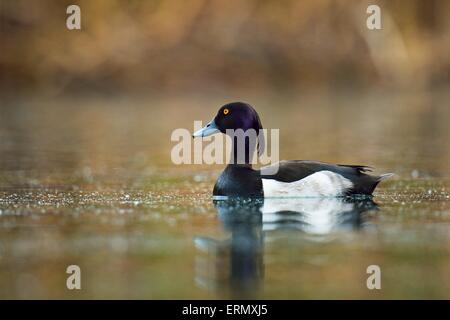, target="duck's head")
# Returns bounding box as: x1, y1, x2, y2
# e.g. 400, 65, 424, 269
193, 102, 265, 157
193, 102, 263, 138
